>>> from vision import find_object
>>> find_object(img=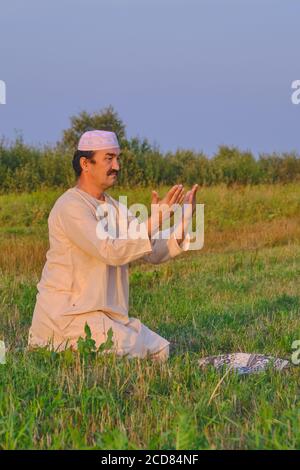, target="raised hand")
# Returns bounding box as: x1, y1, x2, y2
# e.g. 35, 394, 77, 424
151, 184, 185, 208
174, 184, 199, 246
151, 184, 185, 233
148, 185, 185, 237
